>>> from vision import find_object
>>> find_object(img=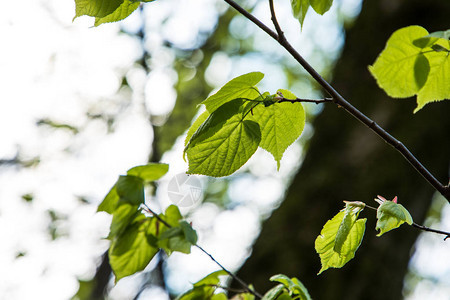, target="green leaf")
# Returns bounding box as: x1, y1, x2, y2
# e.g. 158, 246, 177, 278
290, 0, 310, 27
413, 29, 450, 48
270, 275, 311, 300
310, 0, 333, 15
232, 293, 255, 300
262, 284, 285, 300
127, 163, 169, 182
74, 0, 125, 19
369, 26, 430, 98
201, 72, 264, 113
250, 89, 305, 170
162, 205, 183, 227
176, 270, 228, 300
109, 202, 140, 238
315, 209, 366, 274
116, 175, 144, 206
186, 99, 261, 177
179, 220, 198, 245
94, 0, 140, 26
185, 110, 210, 147
98, 183, 119, 214
415, 47, 450, 112
158, 227, 192, 254
109, 218, 158, 282
376, 200, 413, 236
